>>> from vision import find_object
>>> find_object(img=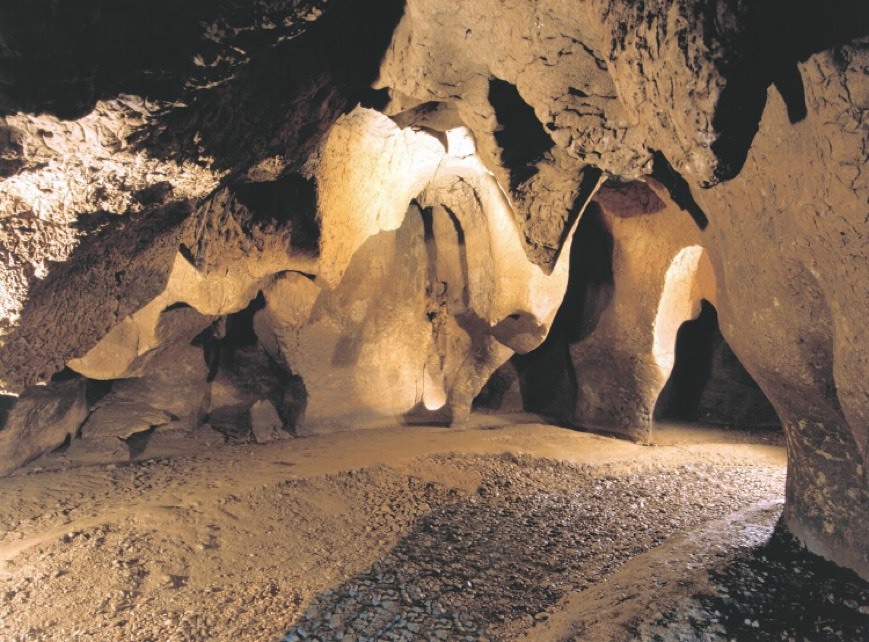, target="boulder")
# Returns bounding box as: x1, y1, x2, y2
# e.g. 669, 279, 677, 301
0, 378, 88, 476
